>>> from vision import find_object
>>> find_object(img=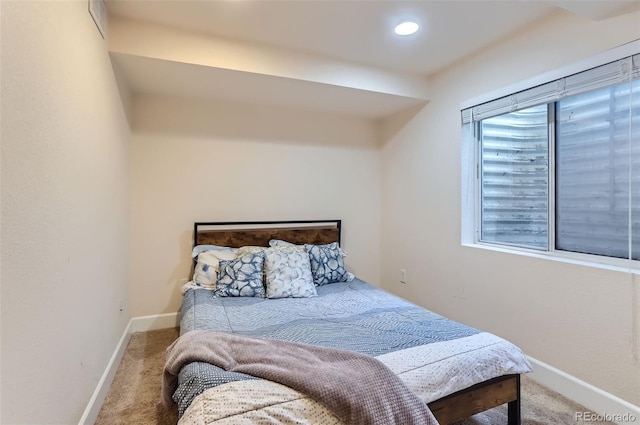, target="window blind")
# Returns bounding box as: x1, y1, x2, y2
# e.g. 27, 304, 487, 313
461, 53, 640, 125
